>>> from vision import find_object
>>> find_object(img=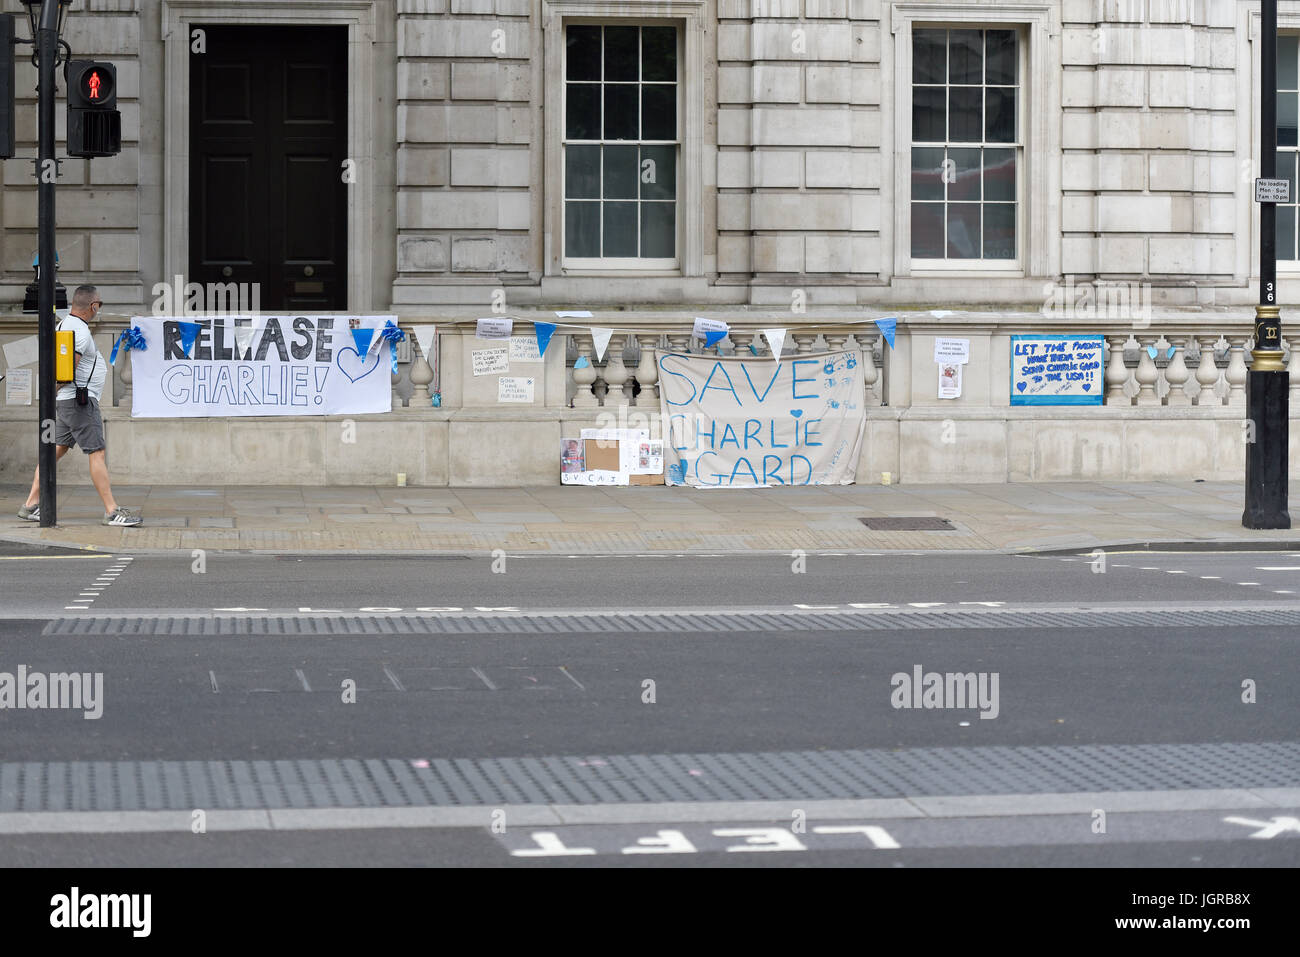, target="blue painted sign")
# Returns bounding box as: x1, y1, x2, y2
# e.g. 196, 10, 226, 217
1010, 334, 1104, 406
